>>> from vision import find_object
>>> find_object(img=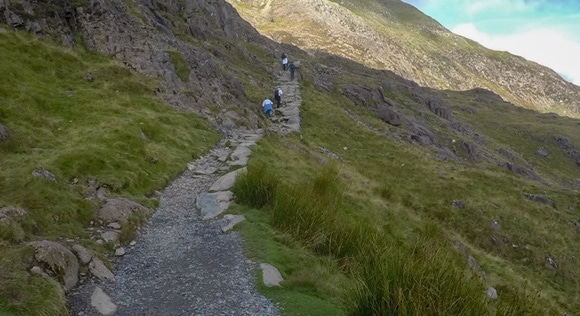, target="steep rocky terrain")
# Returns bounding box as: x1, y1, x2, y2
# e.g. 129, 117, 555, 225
228, 0, 580, 116
0, 0, 297, 129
